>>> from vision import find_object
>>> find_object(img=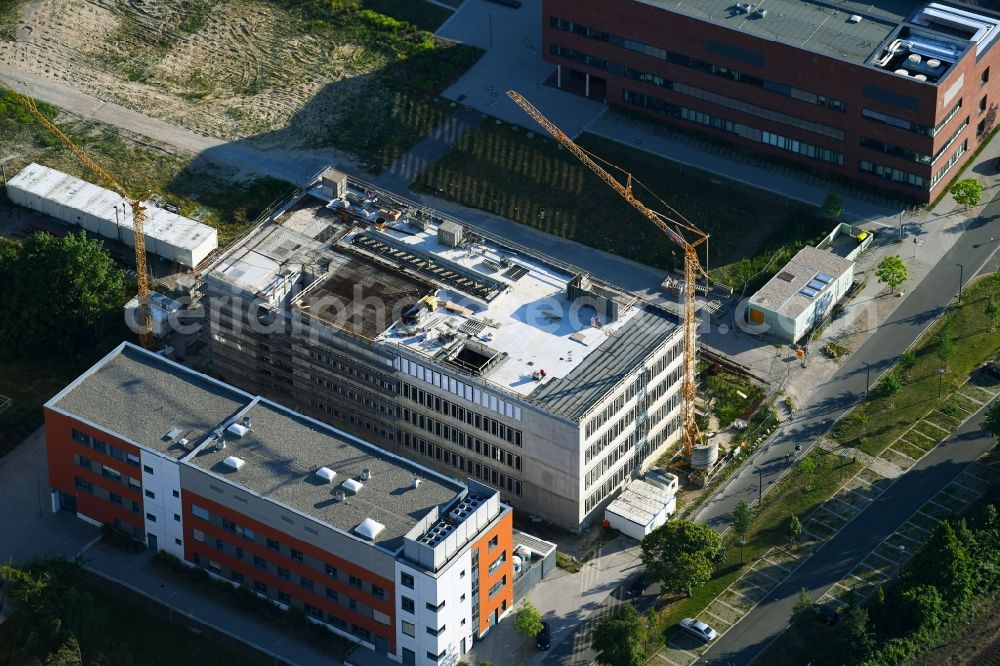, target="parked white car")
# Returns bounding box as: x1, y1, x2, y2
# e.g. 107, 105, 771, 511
678, 617, 717, 642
